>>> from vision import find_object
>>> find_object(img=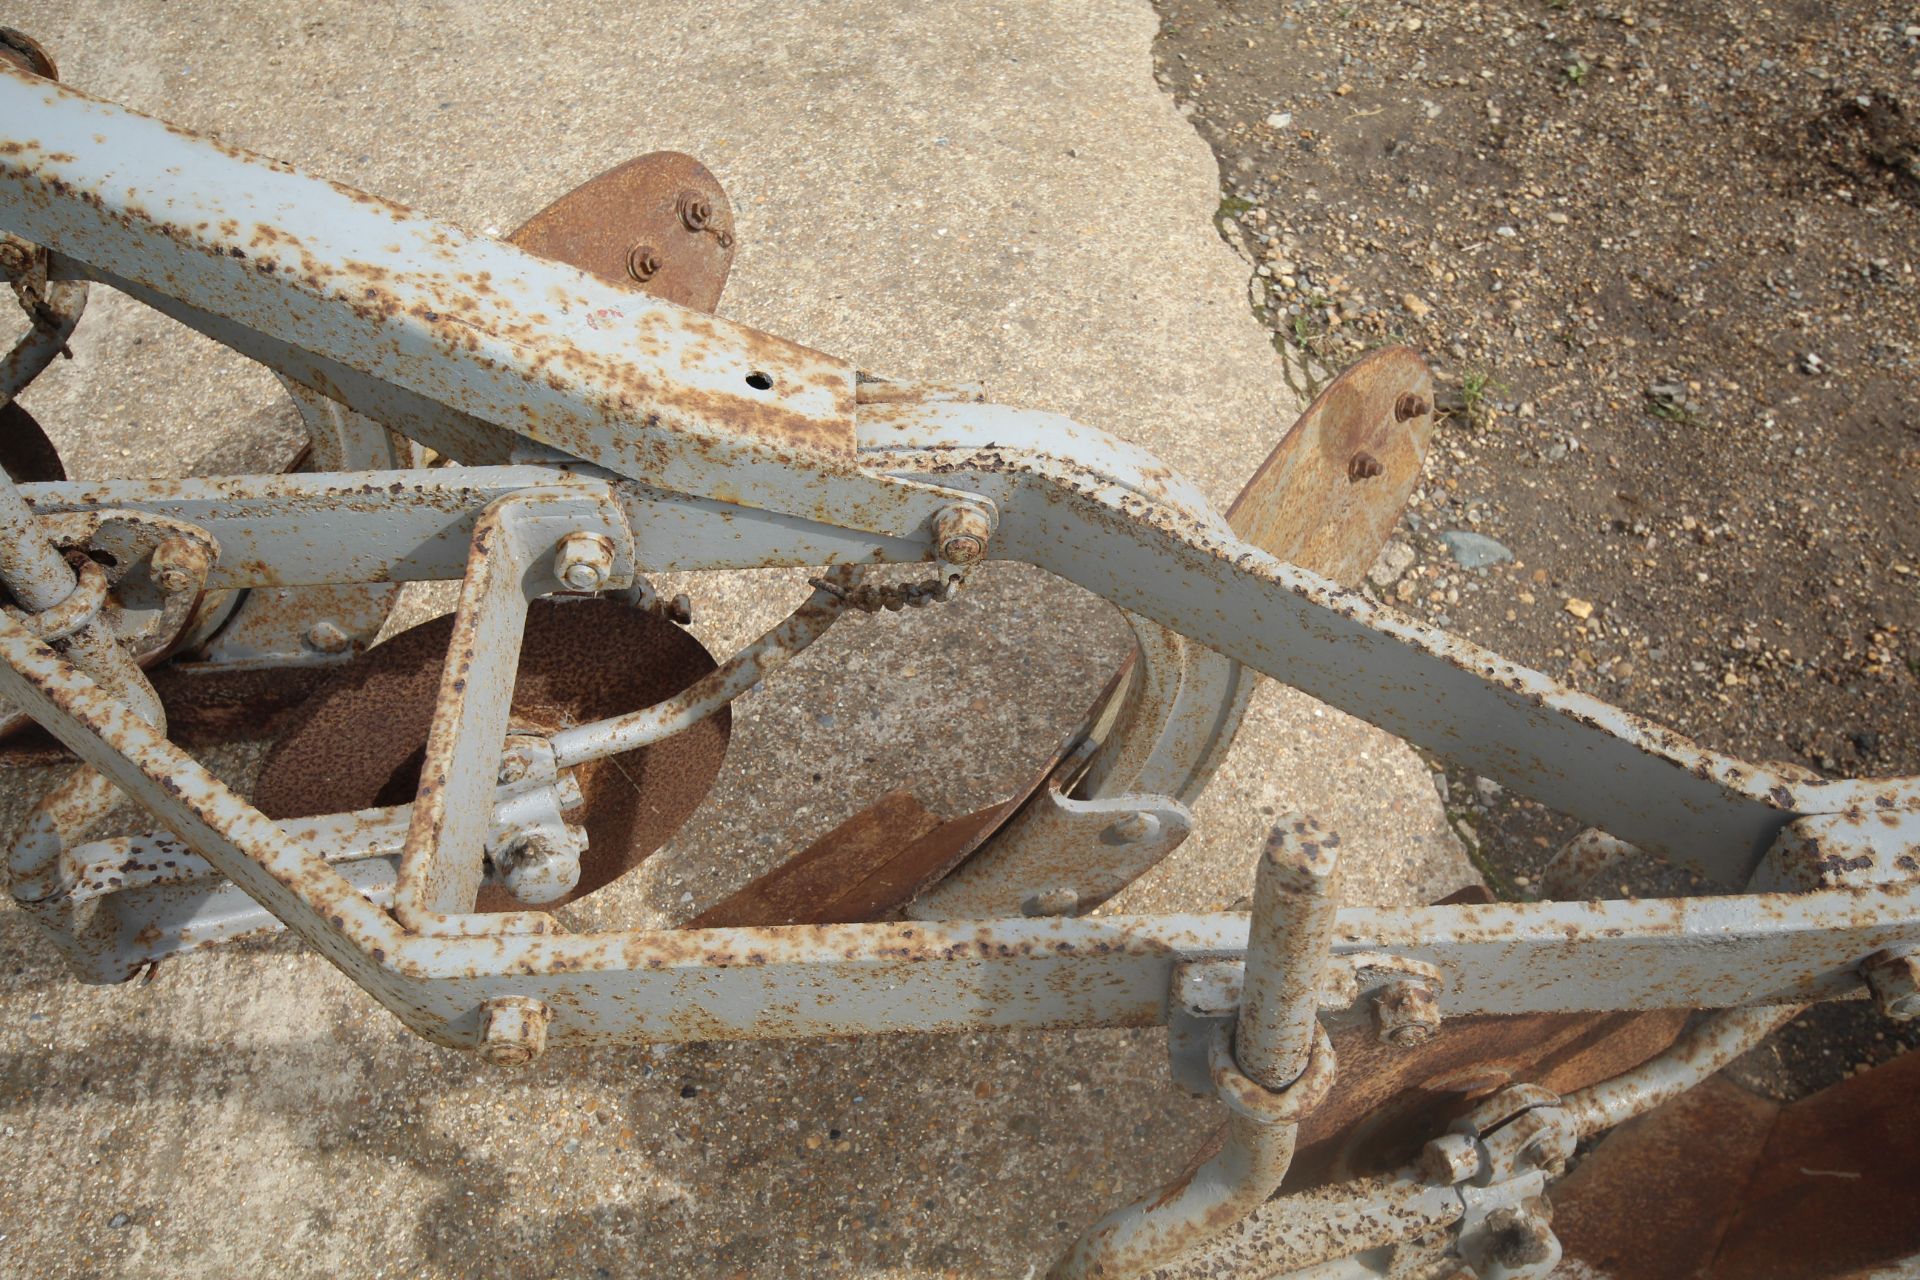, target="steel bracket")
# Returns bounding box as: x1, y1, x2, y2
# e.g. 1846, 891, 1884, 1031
1169, 951, 1443, 1096
1454, 1170, 1560, 1280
